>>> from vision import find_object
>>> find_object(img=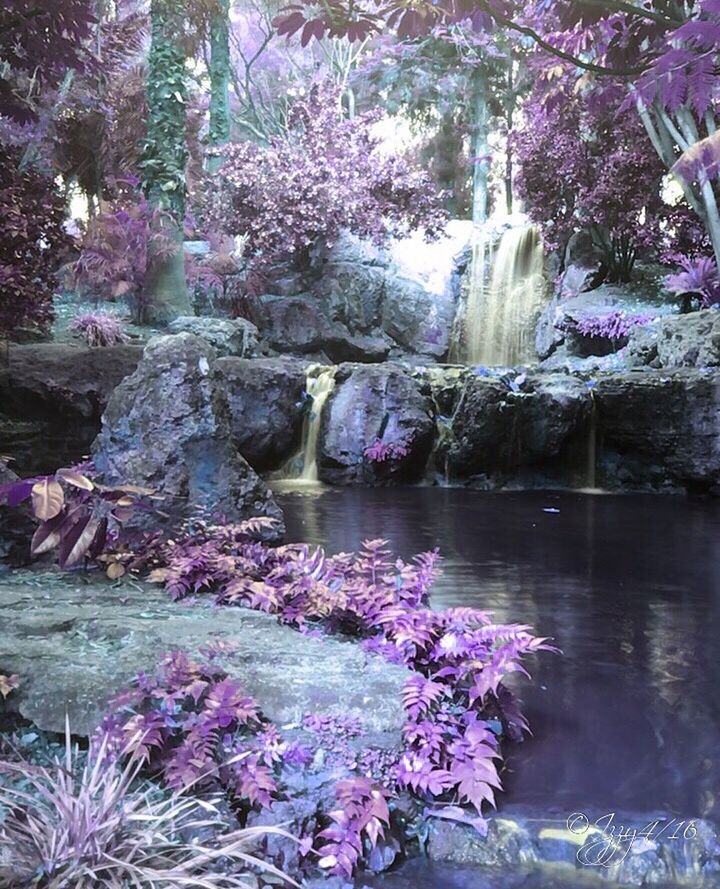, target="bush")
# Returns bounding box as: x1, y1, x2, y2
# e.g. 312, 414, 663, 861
69, 310, 130, 346
0, 145, 71, 336
203, 83, 447, 271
